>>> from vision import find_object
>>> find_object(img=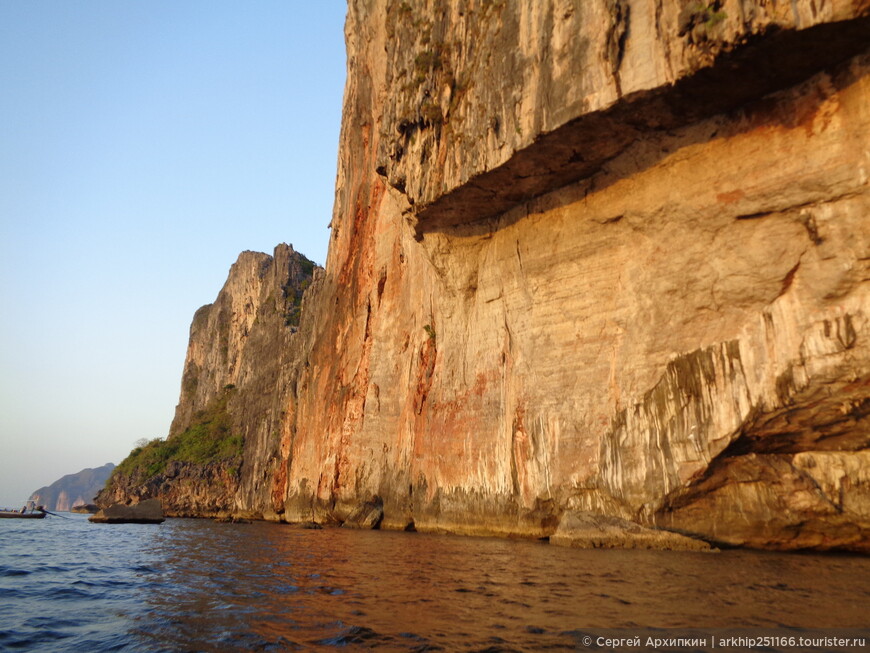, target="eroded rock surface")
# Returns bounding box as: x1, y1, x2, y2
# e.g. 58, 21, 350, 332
341, 497, 385, 529
659, 452, 870, 552
273, 0, 868, 550
99, 244, 320, 519
374, 0, 870, 228
89, 498, 164, 524
550, 511, 712, 550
